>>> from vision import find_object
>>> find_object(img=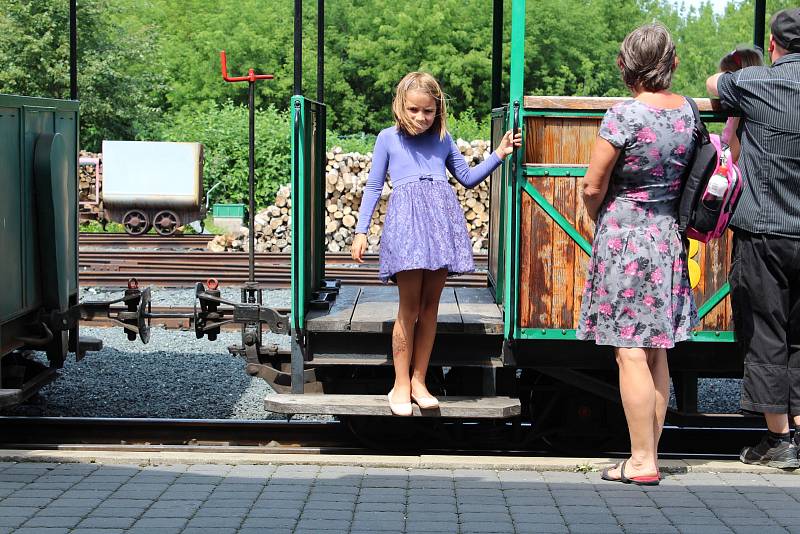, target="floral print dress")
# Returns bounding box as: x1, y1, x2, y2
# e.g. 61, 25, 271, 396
576, 99, 698, 348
